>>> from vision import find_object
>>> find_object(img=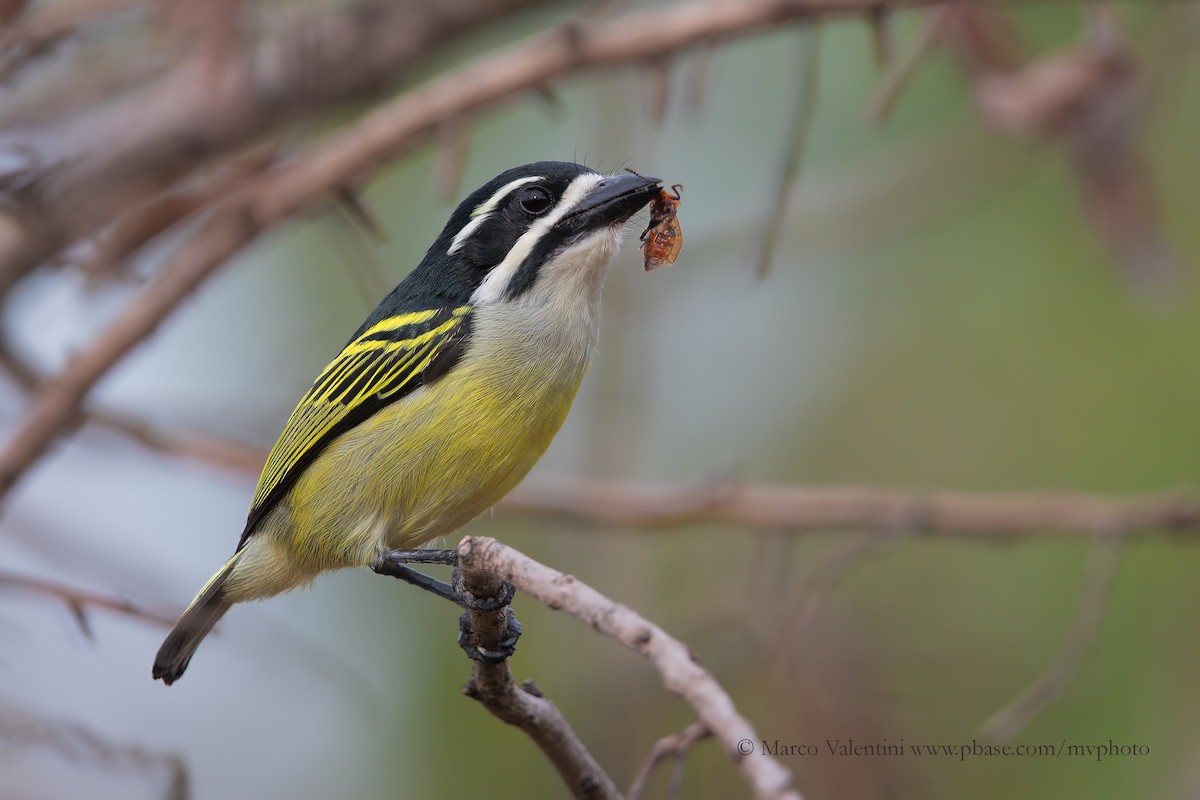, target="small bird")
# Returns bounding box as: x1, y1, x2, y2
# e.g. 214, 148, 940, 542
153, 162, 662, 684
